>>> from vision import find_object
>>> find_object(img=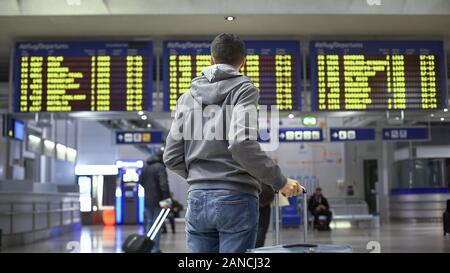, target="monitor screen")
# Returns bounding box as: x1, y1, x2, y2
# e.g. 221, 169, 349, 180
163, 40, 302, 111
13, 41, 153, 112
310, 40, 447, 111
13, 119, 25, 141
